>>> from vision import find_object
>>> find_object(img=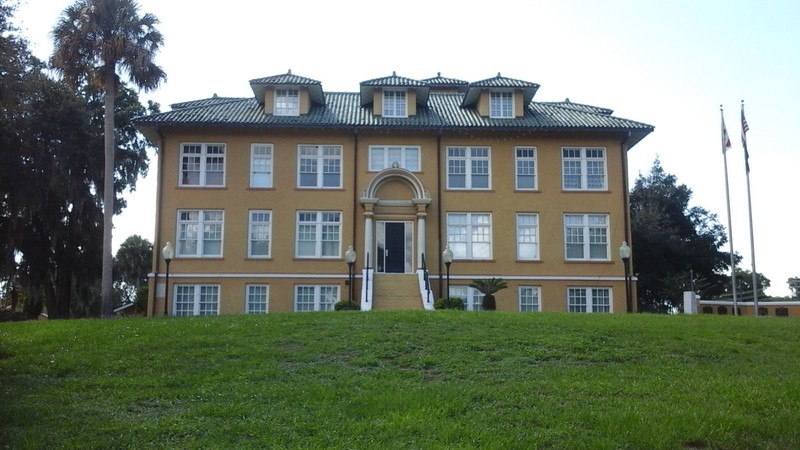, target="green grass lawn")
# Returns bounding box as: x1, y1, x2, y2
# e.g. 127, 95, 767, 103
1, 312, 798, 449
